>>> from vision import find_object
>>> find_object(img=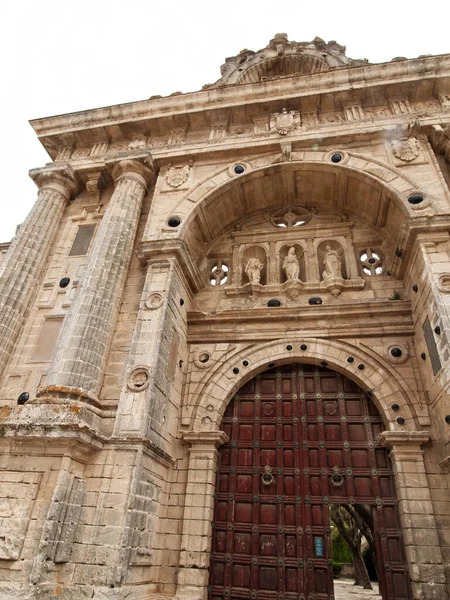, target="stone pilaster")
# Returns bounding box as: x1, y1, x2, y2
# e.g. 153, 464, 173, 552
39, 154, 154, 405
380, 431, 448, 600
0, 164, 78, 380
174, 431, 228, 600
